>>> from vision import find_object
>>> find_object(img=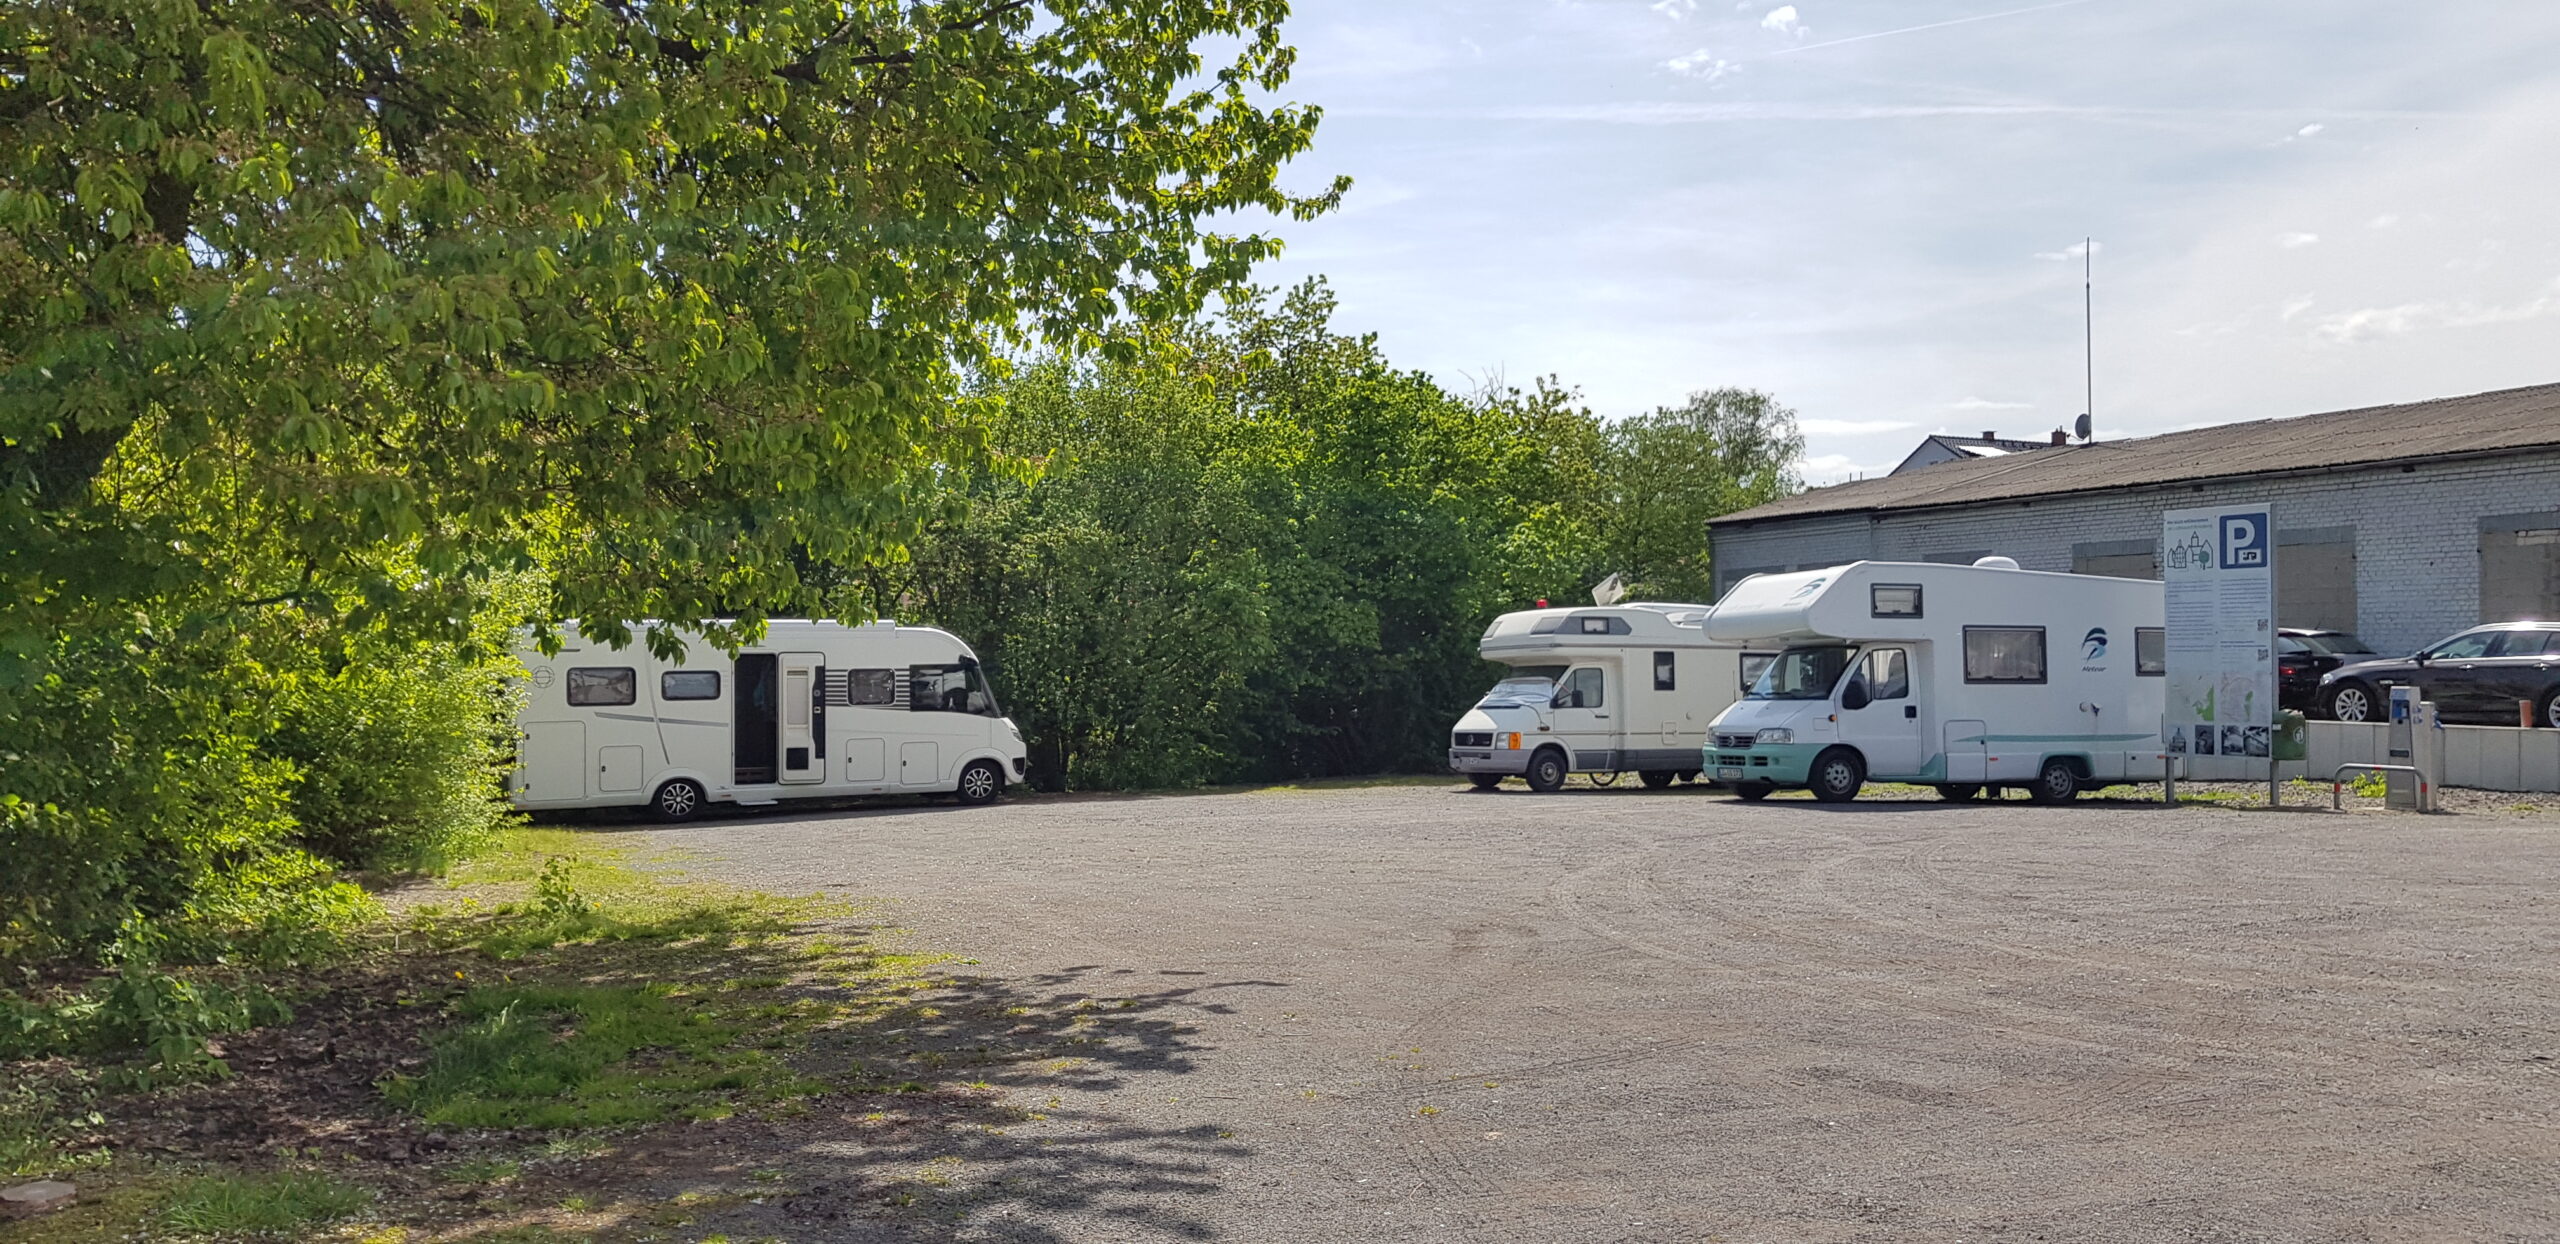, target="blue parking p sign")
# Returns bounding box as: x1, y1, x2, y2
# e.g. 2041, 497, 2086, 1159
2221, 512, 2269, 569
